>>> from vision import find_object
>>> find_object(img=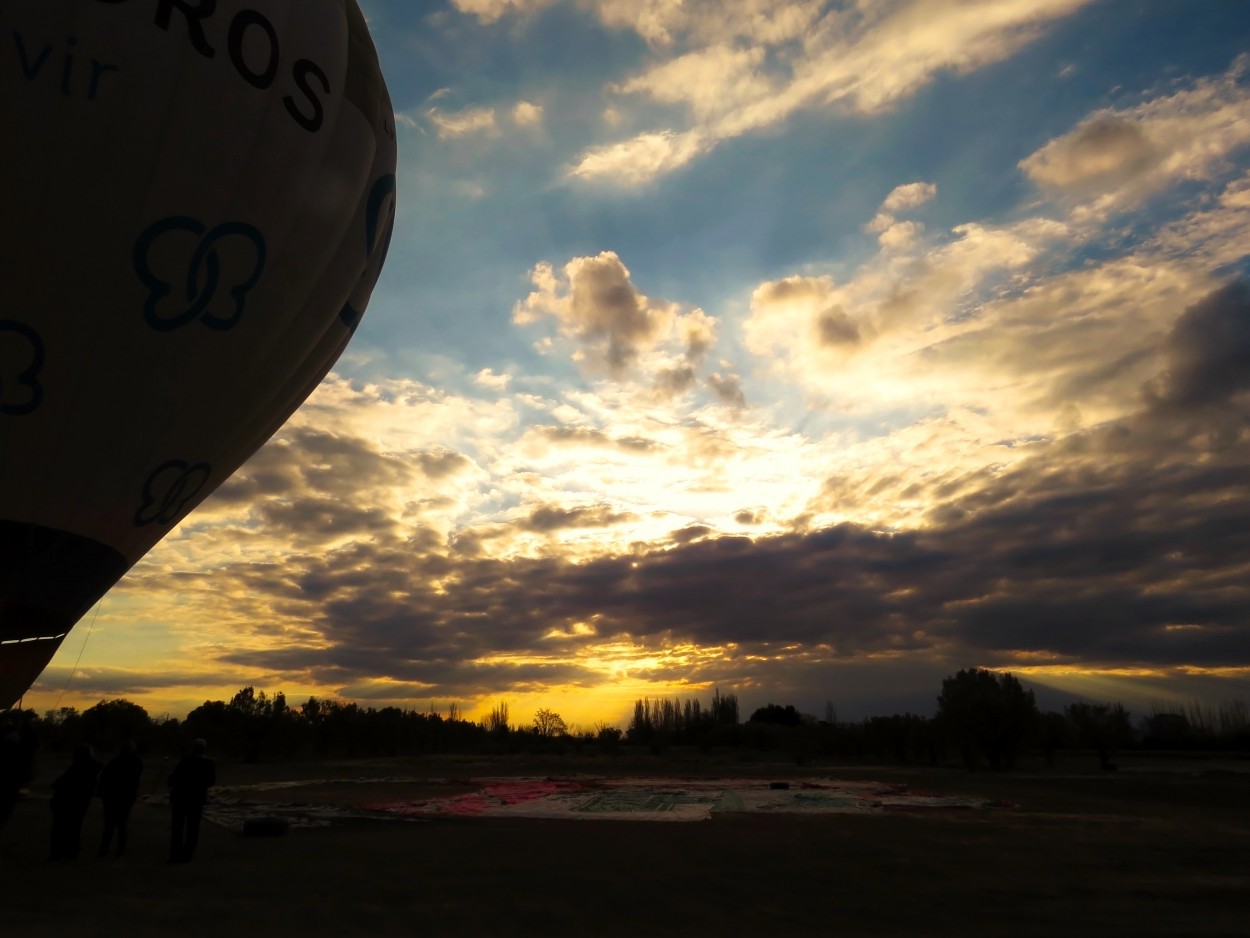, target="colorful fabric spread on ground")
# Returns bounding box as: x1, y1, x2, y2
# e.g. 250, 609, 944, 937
366, 778, 1015, 823
172, 777, 1014, 830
